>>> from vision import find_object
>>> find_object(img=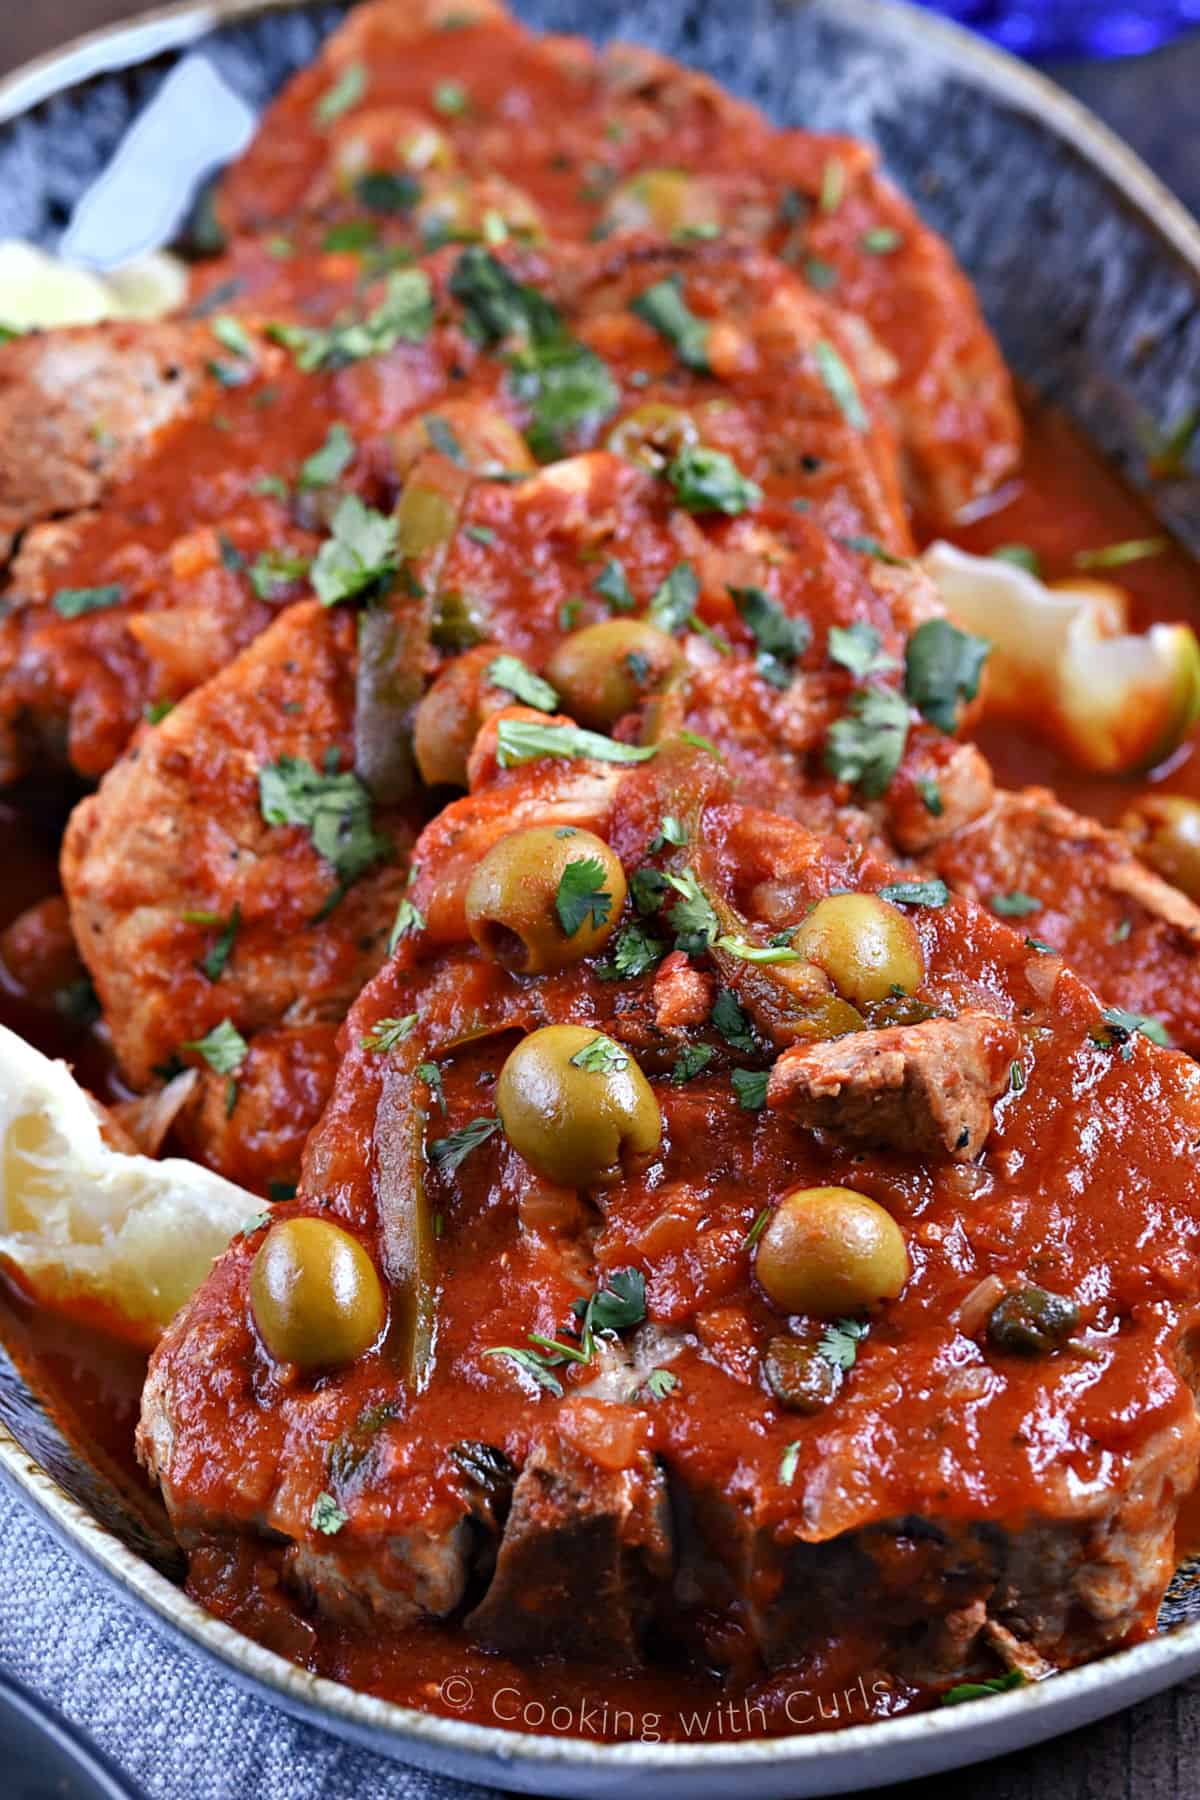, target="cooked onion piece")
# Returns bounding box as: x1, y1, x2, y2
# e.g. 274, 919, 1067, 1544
0, 1024, 254, 1345
921, 540, 1200, 774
